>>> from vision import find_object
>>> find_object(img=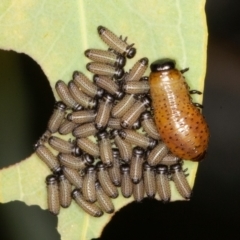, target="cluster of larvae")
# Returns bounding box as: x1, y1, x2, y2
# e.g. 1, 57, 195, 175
34, 26, 191, 217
